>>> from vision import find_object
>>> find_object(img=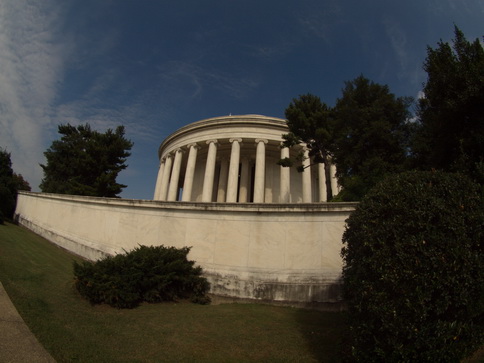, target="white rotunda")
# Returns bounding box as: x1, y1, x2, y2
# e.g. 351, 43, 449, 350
154, 114, 339, 203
